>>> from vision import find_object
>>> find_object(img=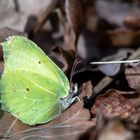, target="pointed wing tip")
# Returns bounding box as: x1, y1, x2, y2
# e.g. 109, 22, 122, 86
0, 36, 25, 45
